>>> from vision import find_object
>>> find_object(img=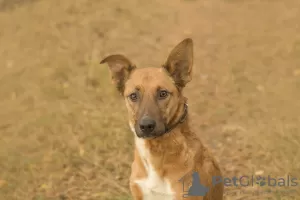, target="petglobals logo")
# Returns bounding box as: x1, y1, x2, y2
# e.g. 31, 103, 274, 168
212, 175, 299, 187
179, 171, 299, 198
